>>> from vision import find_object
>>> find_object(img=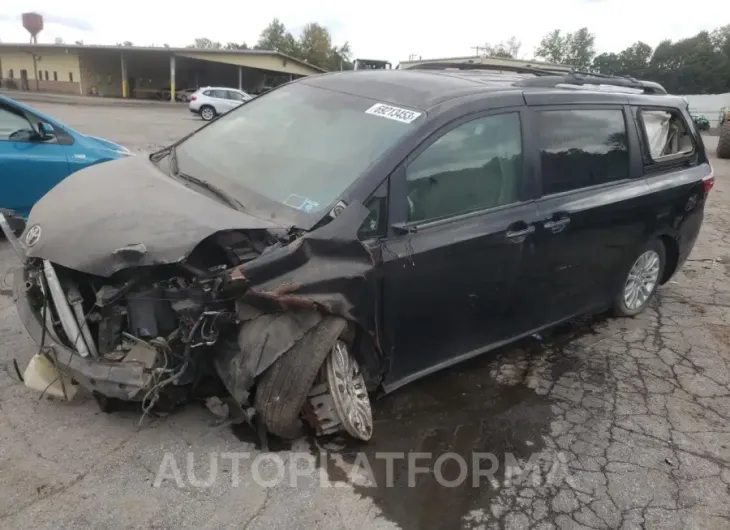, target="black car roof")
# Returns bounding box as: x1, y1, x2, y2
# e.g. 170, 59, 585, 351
300, 69, 686, 111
